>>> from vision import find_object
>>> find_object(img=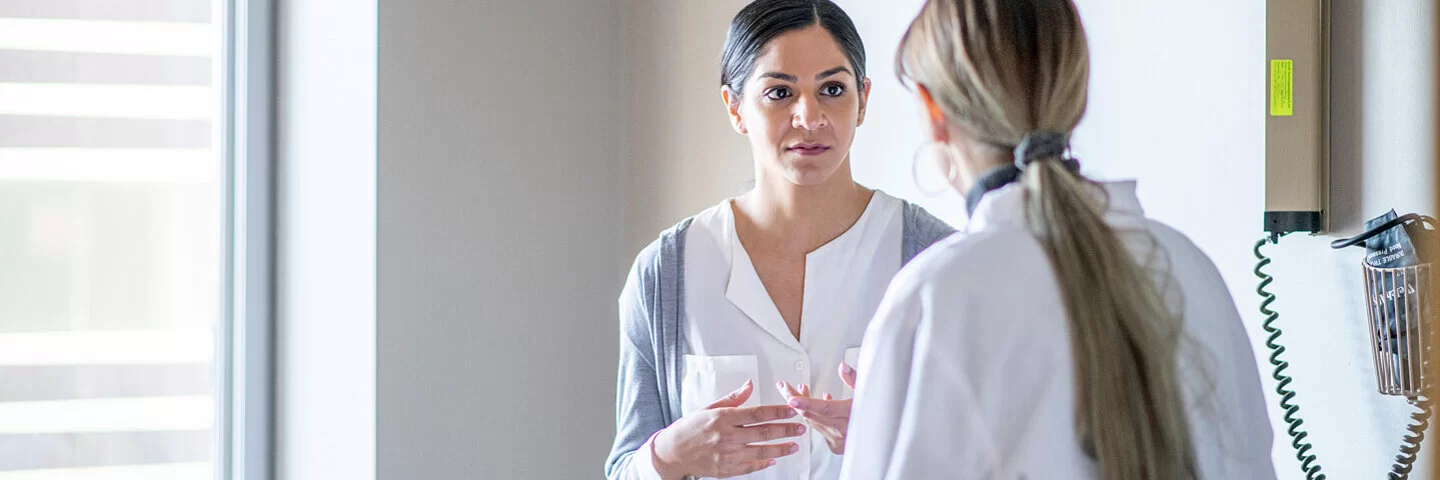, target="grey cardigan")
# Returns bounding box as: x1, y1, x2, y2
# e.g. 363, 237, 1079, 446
605, 201, 954, 480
